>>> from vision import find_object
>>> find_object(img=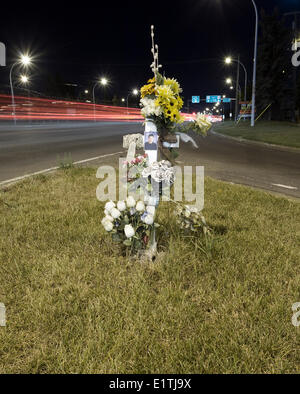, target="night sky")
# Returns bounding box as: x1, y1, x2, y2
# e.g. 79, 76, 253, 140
0, 0, 299, 108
